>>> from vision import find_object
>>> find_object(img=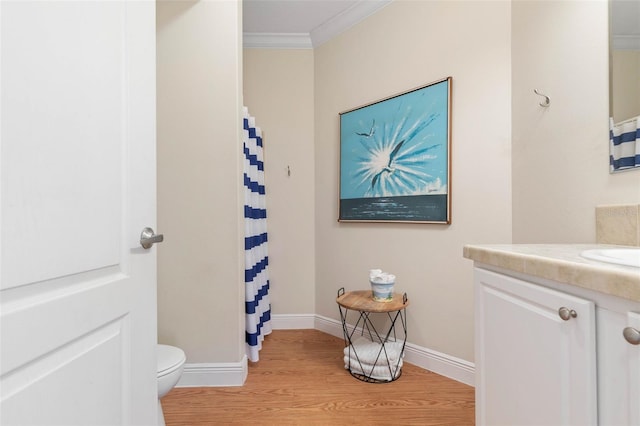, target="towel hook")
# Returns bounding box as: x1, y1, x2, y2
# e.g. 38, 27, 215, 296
534, 89, 550, 107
